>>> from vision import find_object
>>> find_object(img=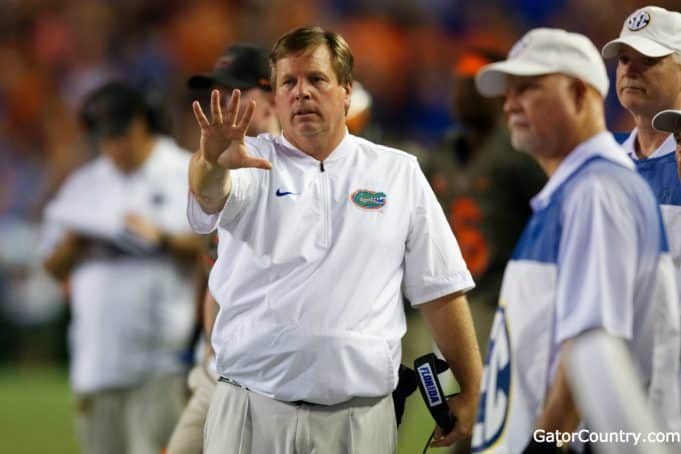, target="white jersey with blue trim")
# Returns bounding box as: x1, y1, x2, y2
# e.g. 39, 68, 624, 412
472, 132, 681, 453
622, 129, 681, 294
